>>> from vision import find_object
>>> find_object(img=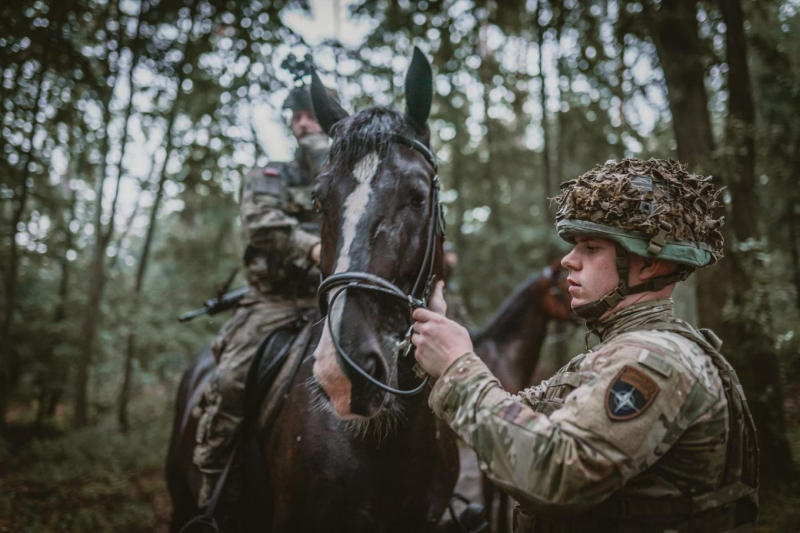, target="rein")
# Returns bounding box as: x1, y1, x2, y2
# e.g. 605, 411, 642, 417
317, 134, 445, 396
